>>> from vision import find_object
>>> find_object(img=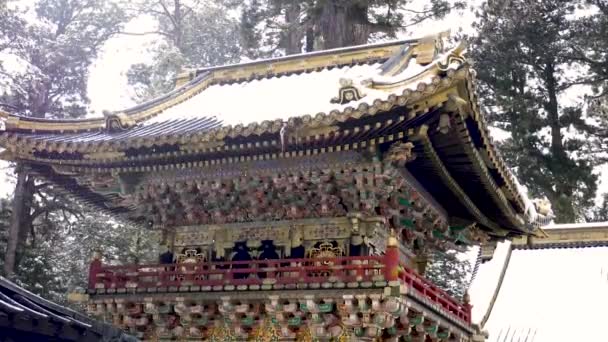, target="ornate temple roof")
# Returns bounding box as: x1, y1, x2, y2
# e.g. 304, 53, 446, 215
0, 276, 135, 341
0, 32, 536, 238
